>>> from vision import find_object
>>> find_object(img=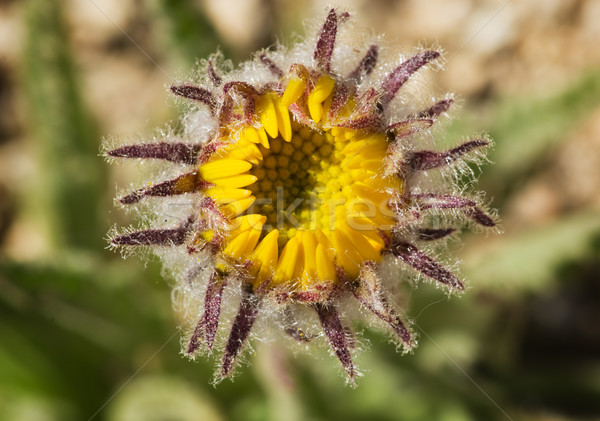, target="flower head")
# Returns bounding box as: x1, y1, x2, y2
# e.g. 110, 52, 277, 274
107, 8, 496, 383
